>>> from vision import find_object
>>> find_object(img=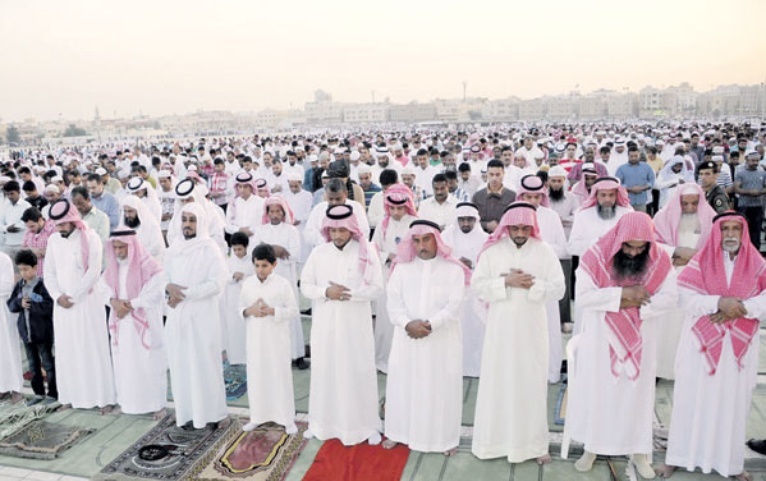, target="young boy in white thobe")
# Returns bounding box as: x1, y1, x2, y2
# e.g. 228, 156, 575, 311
223, 232, 253, 365
240, 243, 299, 434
